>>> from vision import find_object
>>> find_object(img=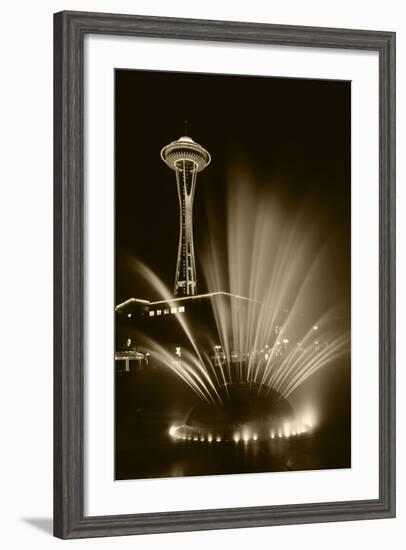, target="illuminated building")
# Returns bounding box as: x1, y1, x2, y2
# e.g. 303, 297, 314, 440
115, 291, 258, 367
